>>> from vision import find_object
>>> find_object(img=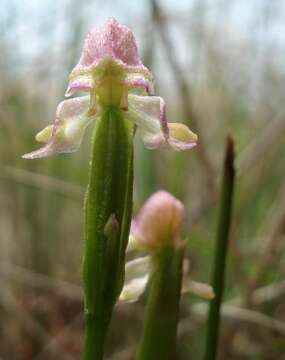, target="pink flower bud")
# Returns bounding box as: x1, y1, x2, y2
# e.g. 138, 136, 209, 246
131, 191, 185, 250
